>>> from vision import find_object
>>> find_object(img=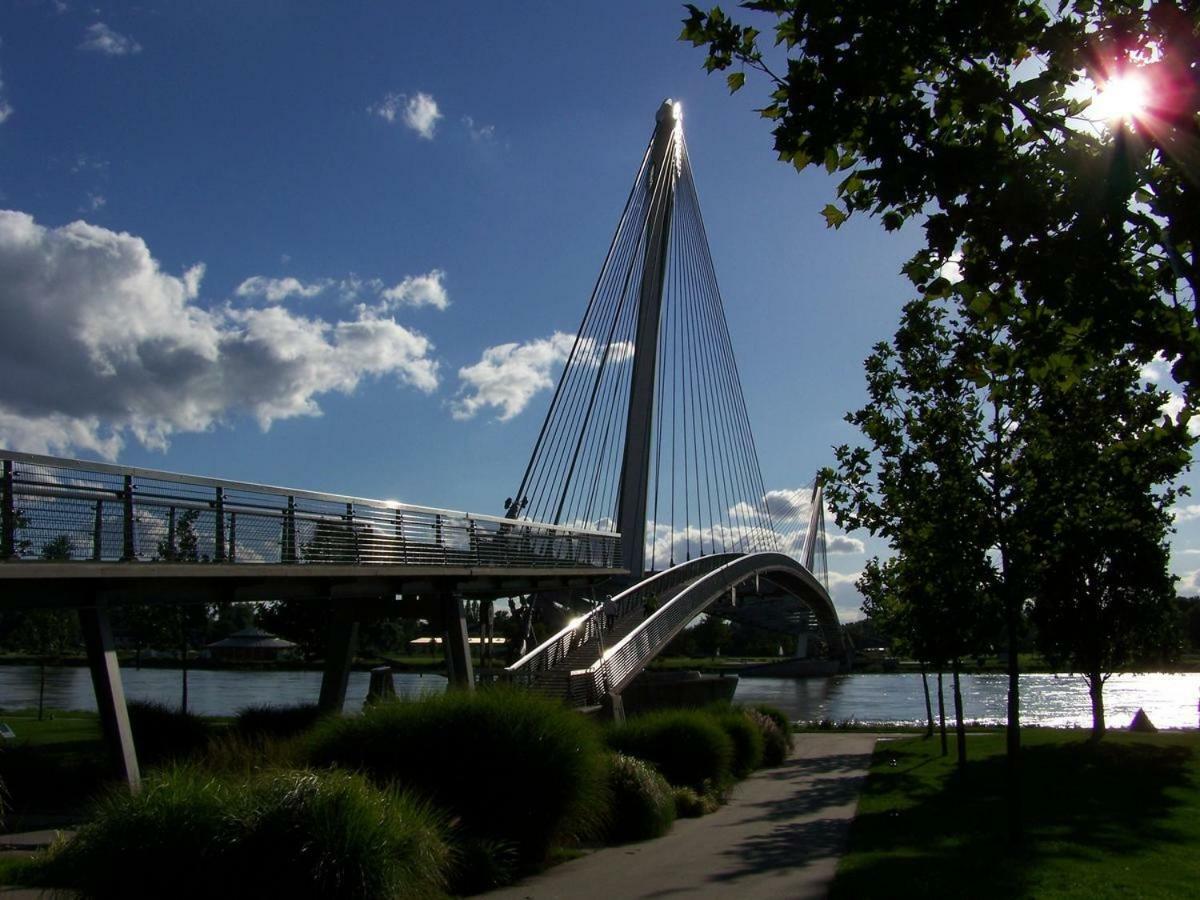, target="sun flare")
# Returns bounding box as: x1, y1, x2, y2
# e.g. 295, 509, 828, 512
1088, 71, 1150, 123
